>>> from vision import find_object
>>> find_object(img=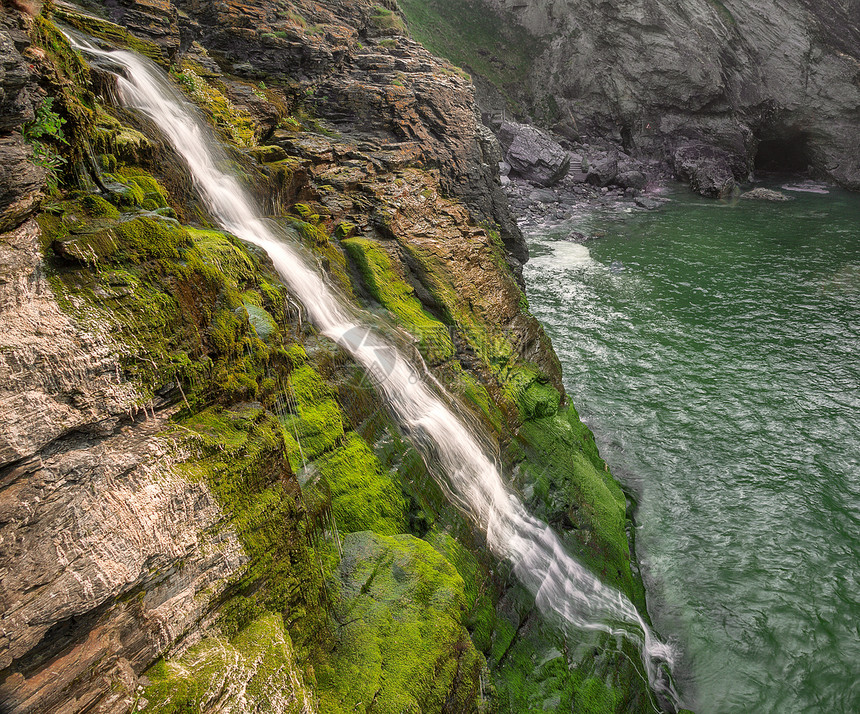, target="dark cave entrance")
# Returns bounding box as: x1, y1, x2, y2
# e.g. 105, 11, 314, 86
754, 133, 812, 174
